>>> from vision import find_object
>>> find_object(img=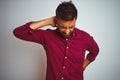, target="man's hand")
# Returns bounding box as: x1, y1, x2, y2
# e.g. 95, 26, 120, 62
49, 16, 57, 27
83, 59, 91, 71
